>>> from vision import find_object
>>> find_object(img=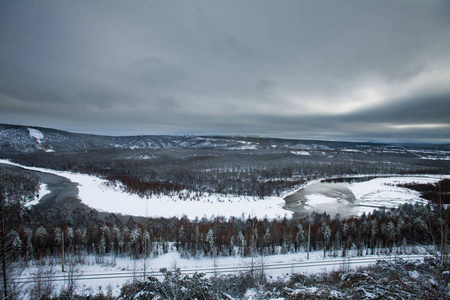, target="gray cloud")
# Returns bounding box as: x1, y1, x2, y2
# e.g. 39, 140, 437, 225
210, 34, 255, 61
1, 0, 449, 142
343, 92, 450, 125
255, 79, 276, 96
132, 57, 186, 88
